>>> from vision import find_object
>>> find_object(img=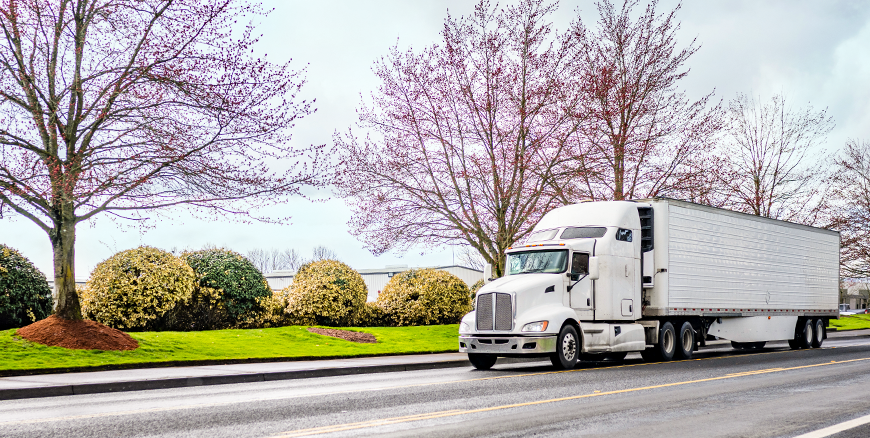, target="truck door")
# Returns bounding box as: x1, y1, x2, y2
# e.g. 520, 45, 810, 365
569, 252, 593, 314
